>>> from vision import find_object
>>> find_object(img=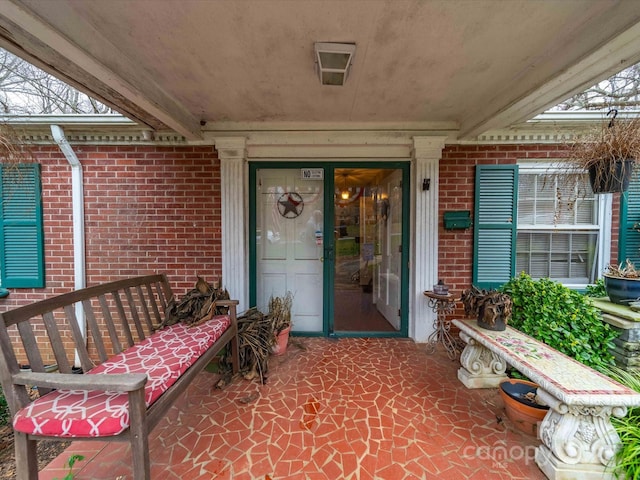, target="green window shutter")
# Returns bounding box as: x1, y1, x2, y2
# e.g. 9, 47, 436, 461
619, 176, 640, 266
472, 165, 518, 289
0, 164, 45, 288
